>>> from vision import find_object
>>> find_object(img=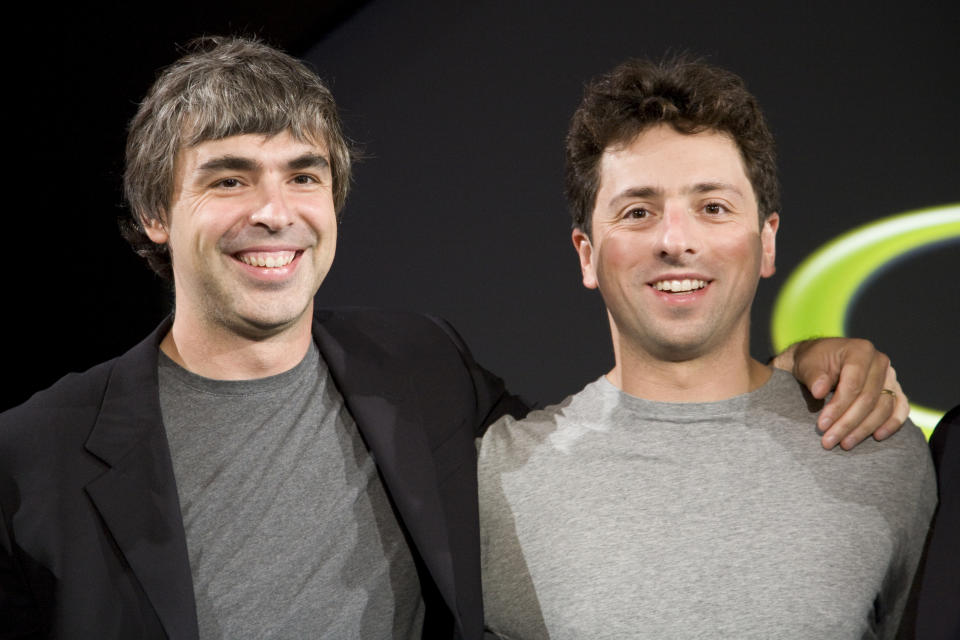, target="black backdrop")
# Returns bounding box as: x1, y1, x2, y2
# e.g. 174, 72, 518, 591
7, 0, 958, 420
